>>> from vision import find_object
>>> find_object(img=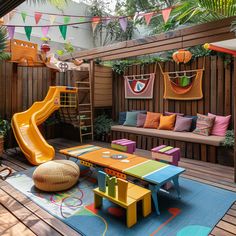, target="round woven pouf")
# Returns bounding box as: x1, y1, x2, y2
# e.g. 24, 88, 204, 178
33, 160, 80, 192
